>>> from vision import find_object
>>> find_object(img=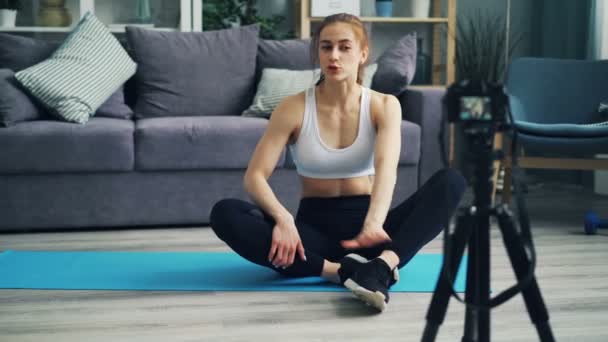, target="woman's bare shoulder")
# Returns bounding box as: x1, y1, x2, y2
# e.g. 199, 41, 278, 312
272, 91, 306, 119
368, 89, 401, 122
